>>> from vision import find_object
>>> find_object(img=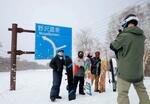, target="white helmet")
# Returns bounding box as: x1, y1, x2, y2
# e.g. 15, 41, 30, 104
121, 14, 139, 28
